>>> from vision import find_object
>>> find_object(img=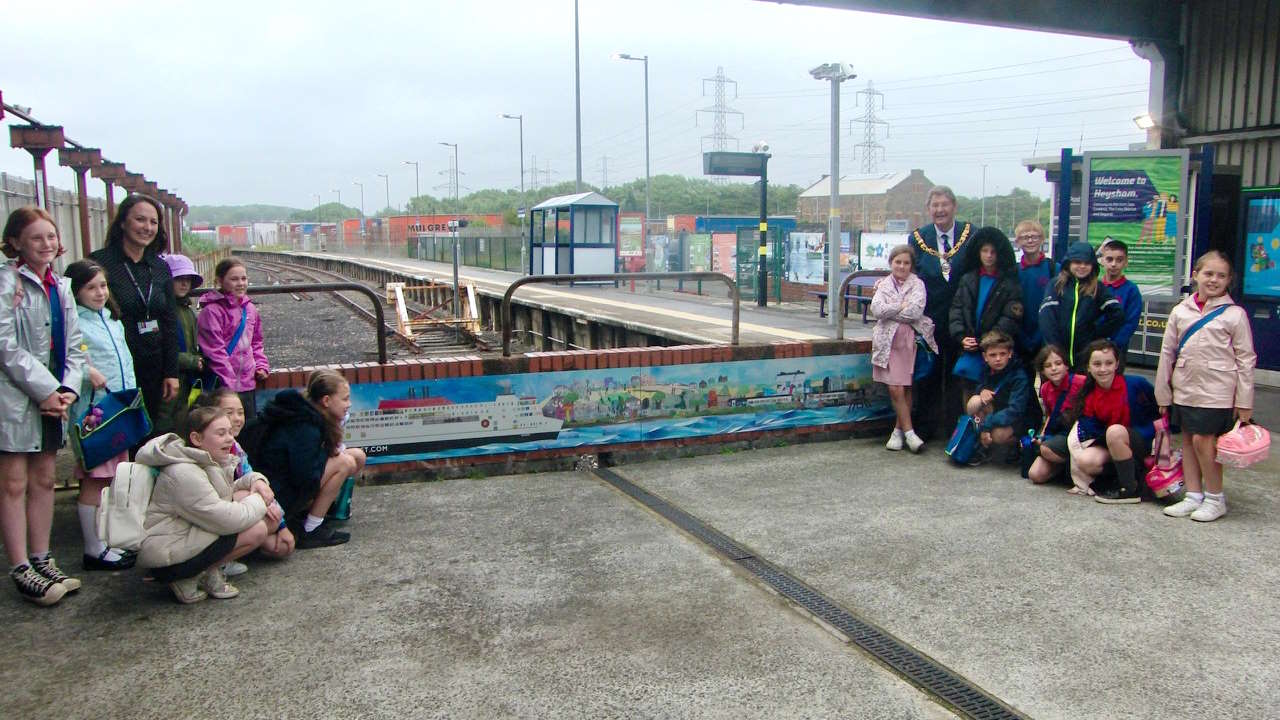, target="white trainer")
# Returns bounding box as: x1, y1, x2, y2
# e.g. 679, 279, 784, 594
1162, 495, 1203, 518
904, 430, 924, 453
1190, 496, 1227, 523
886, 428, 905, 451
